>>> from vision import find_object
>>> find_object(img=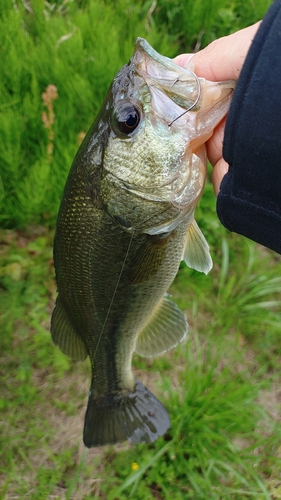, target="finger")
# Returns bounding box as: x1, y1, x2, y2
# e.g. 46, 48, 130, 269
174, 22, 261, 81
206, 117, 227, 167
211, 158, 229, 196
